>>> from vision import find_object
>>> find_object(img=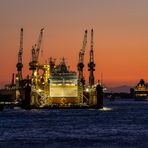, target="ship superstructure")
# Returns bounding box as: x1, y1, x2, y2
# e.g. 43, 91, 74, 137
25, 57, 84, 108
49, 58, 80, 106
131, 79, 148, 100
